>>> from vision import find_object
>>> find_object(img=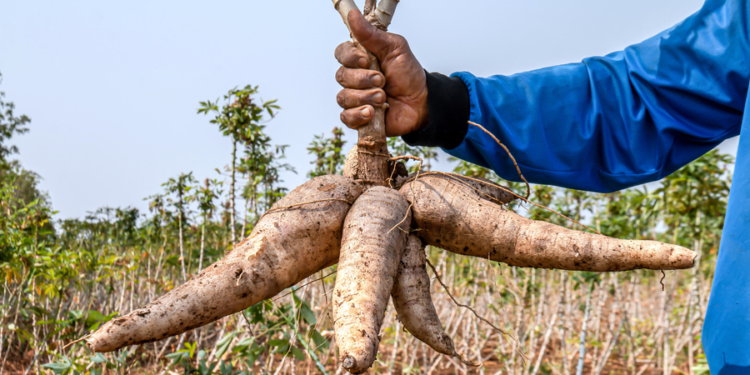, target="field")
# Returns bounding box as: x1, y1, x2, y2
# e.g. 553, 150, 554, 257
0, 86, 731, 375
